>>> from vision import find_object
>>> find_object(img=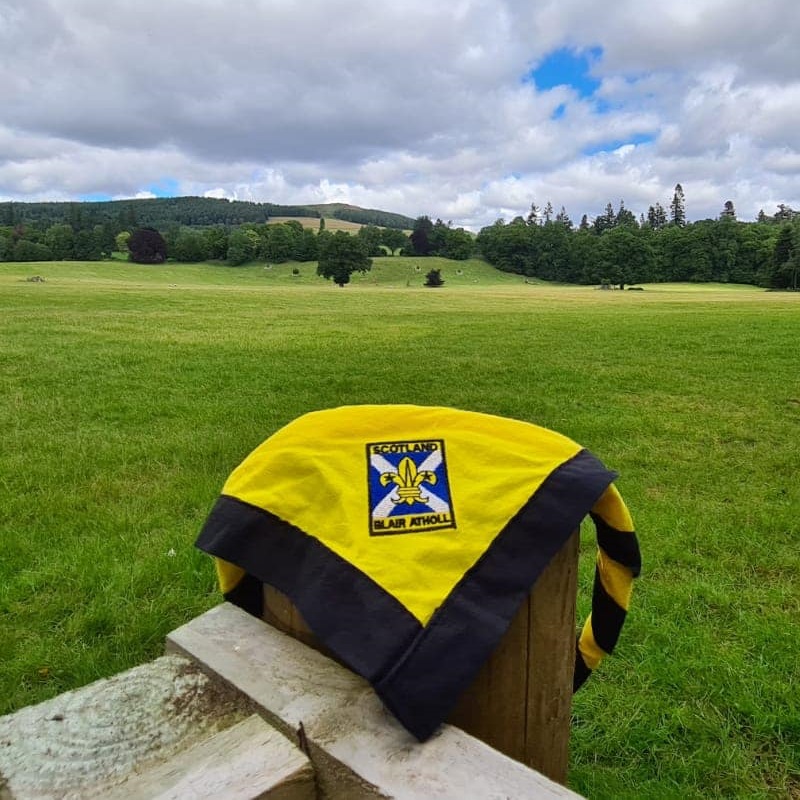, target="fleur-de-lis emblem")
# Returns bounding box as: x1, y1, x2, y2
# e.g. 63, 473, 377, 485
380, 456, 438, 505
